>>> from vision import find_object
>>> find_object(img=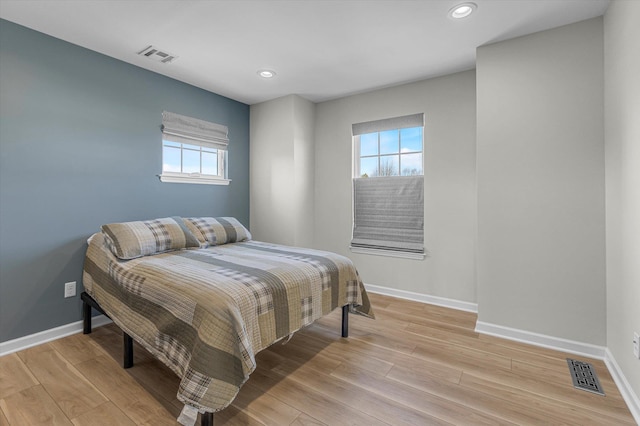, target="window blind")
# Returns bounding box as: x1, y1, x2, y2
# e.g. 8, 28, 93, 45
352, 113, 424, 136
352, 175, 424, 254
161, 111, 228, 150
